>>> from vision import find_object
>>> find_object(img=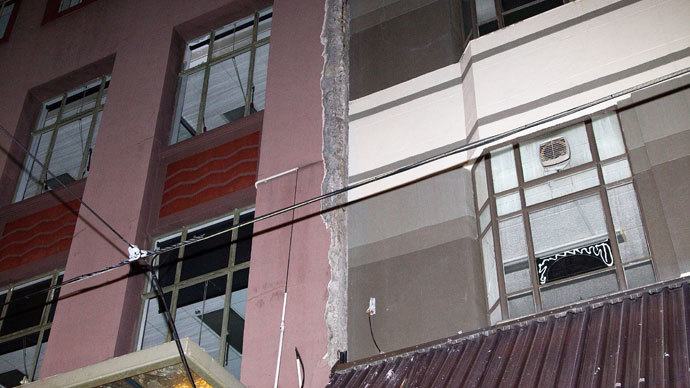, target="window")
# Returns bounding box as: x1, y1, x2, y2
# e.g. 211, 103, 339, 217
137, 208, 254, 380
474, 113, 654, 324
461, 0, 569, 45
14, 76, 109, 202
0, 271, 63, 386
170, 8, 272, 144
58, 0, 81, 12
0, 0, 19, 42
